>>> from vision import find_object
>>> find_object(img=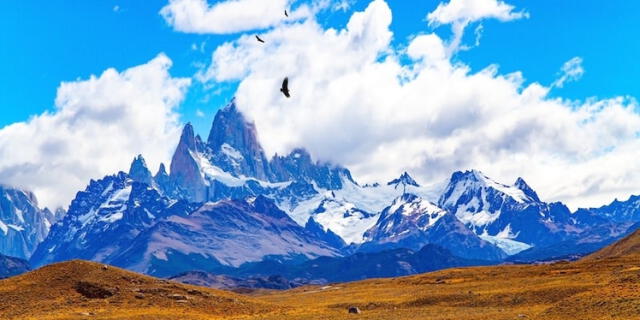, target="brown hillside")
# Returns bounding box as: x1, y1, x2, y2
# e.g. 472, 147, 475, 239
0, 260, 282, 320
247, 254, 640, 320
585, 227, 640, 260
1, 254, 638, 320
